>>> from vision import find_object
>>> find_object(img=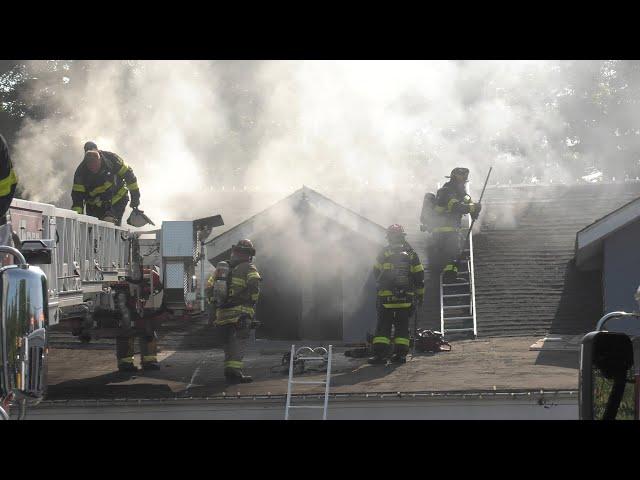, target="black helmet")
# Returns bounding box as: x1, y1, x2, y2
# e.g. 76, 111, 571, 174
84, 141, 98, 152
445, 167, 470, 181
232, 239, 256, 257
